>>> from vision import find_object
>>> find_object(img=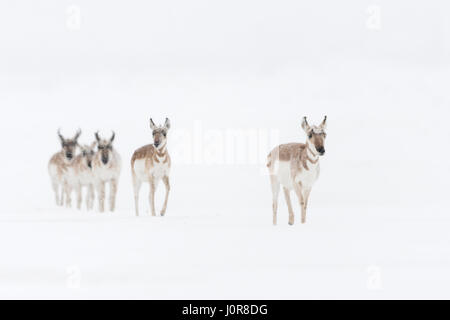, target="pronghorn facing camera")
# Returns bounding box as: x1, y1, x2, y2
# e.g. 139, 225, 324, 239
131, 118, 171, 217
48, 129, 81, 207
267, 116, 327, 225
93, 131, 121, 212
68, 141, 97, 210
